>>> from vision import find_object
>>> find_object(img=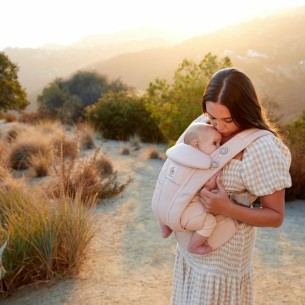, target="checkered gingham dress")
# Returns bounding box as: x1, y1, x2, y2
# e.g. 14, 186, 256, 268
170, 135, 292, 305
